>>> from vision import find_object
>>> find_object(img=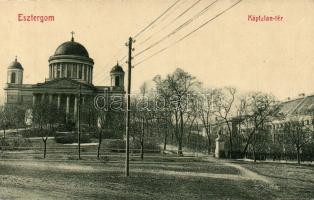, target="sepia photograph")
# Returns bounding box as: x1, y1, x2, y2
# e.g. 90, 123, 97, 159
0, 0, 314, 199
